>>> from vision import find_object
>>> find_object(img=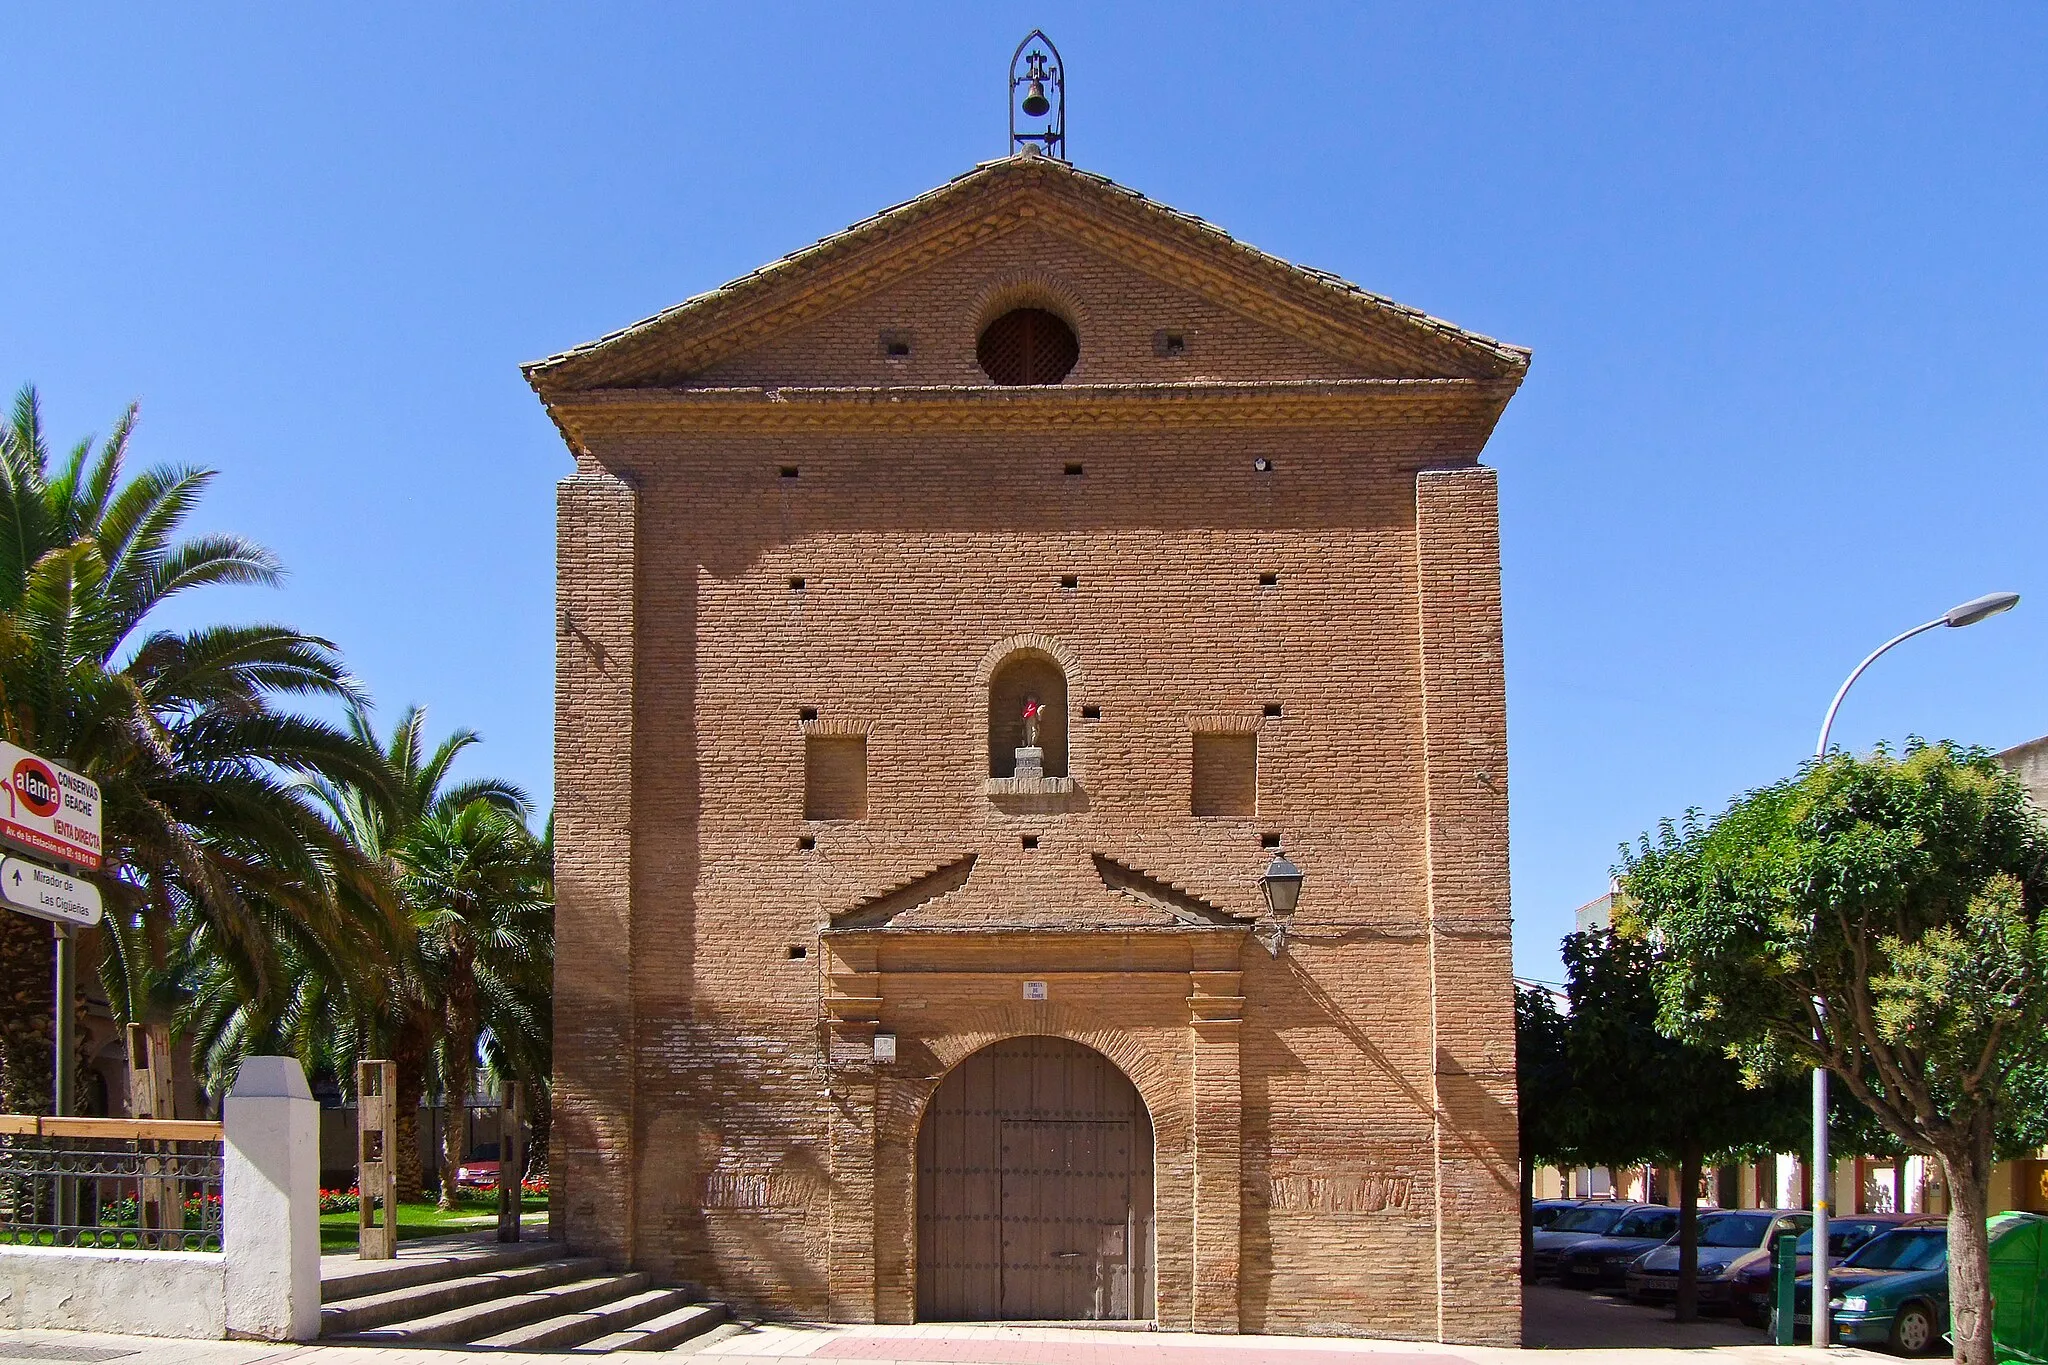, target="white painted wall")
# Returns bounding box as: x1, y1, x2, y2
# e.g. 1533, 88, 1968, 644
223, 1056, 320, 1341
0, 1055, 320, 1341
0, 1247, 225, 1337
